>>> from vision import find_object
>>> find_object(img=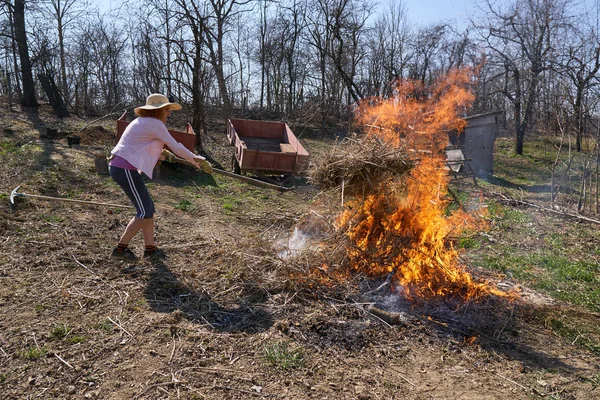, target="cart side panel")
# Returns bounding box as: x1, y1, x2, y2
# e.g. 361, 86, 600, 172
240, 150, 297, 174
230, 119, 285, 139
116, 112, 129, 138
228, 121, 248, 170
283, 125, 310, 173
294, 154, 310, 174
227, 120, 237, 145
